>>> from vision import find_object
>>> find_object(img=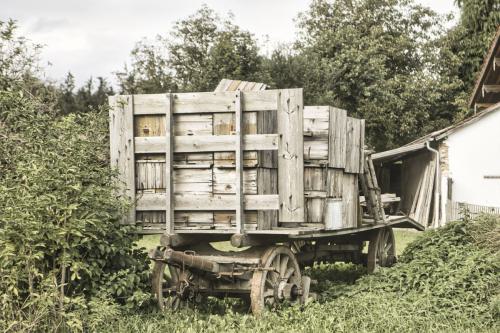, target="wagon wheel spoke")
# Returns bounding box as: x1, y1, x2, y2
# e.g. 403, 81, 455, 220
280, 256, 290, 278
284, 267, 295, 280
